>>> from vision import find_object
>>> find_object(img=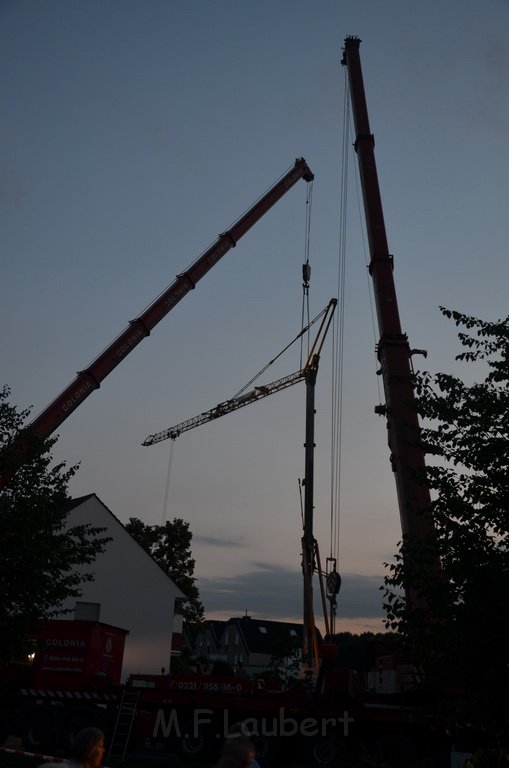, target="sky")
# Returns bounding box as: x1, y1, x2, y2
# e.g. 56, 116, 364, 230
2, 1, 508, 637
